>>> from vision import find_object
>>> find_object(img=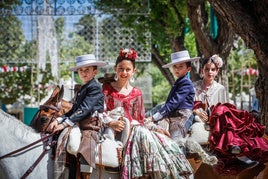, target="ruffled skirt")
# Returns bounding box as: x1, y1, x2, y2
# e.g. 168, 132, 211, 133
121, 125, 193, 179
209, 103, 268, 174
